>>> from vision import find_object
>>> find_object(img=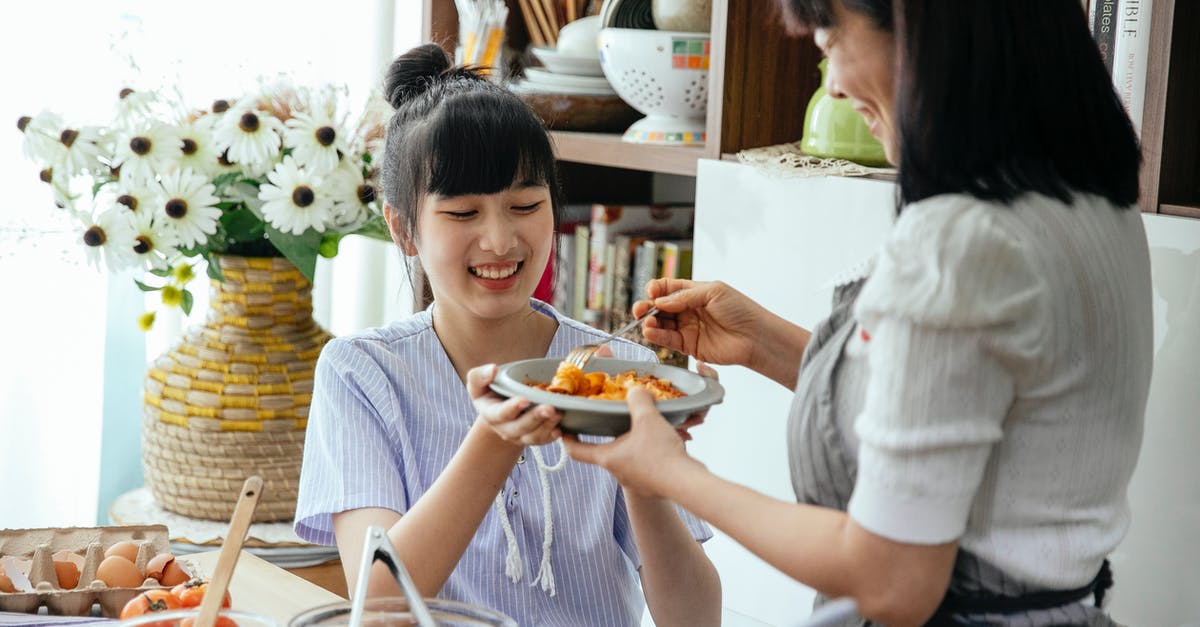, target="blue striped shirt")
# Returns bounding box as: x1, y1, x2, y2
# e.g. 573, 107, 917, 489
295, 299, 711, 626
